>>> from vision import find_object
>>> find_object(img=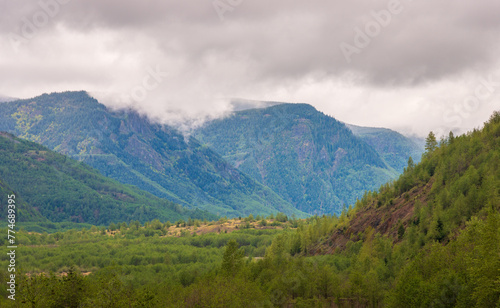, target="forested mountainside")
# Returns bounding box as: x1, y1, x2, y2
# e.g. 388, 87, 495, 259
5, 112, 499, 307
254, 111, 500, 307
0, 91, 304, 218
0, 132, 215, 225
0, 171, 45, 223
194, 103, 400, 215
346, 123, 424, 173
